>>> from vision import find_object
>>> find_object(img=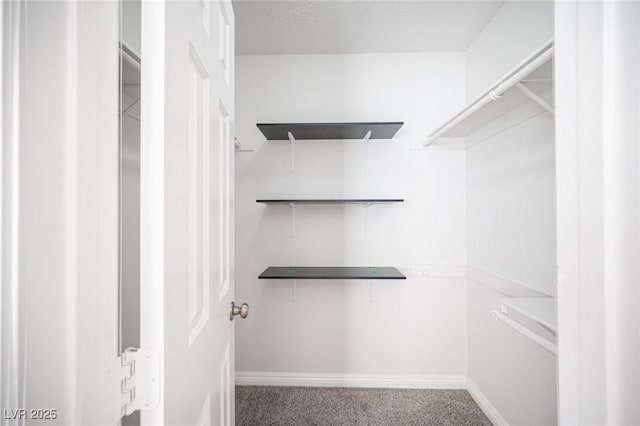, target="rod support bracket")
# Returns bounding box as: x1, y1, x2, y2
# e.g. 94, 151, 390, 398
363, 130, 372, 144
489, 89, 504, 100
514, 82, 555, 115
